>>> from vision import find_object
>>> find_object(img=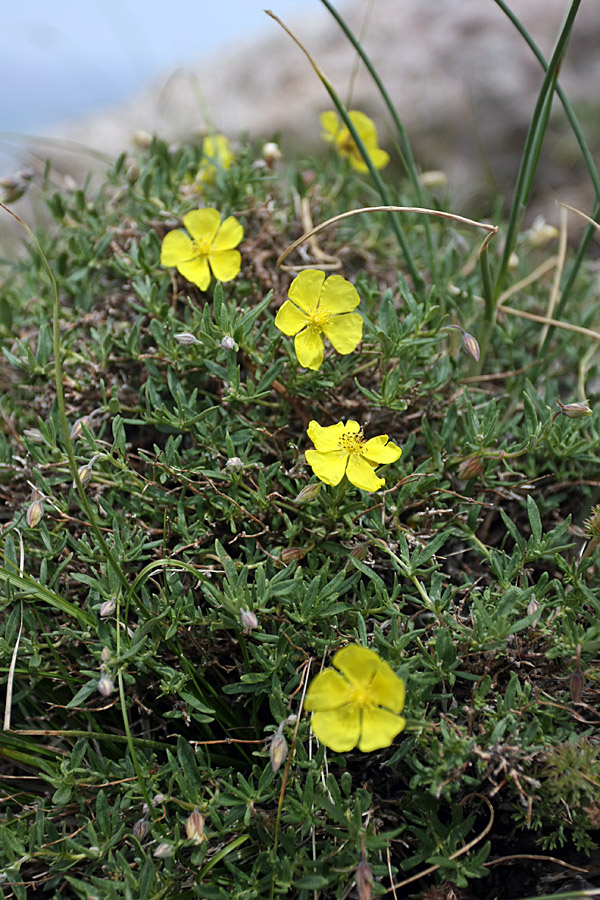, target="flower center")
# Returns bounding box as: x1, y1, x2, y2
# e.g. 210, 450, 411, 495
351, 686, 371, 708
191, 236, 212, 258
339, 429, 365, 454
307, 308, 332, 331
